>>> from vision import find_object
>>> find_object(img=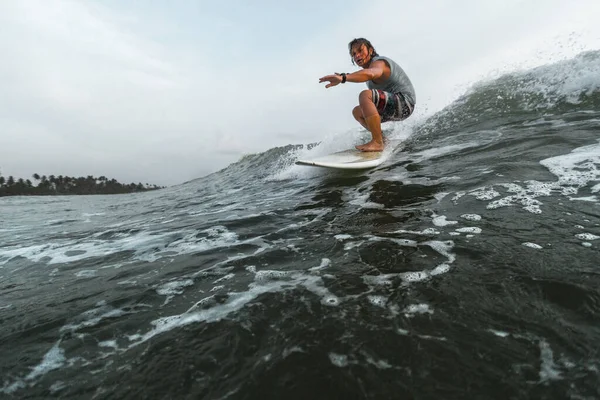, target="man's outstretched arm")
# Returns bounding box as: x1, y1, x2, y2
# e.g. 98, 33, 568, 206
319, 60, 386, 88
